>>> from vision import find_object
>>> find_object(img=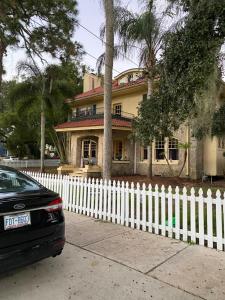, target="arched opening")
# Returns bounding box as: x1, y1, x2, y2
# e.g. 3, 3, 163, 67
81, 138, 98, 167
